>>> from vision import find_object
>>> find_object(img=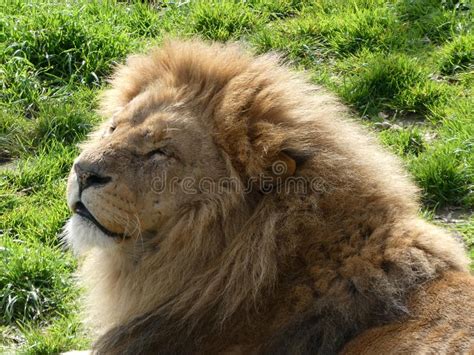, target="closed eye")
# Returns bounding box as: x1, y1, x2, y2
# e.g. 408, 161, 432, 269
145, 148, 168, 158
